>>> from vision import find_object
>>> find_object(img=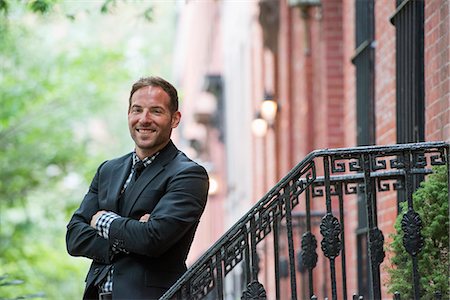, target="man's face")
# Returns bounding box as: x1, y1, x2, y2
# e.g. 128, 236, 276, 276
128, 85, 180, 159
